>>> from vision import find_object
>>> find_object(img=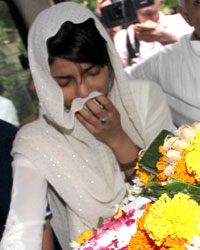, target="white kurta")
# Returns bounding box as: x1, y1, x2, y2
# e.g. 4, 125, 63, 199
0, 80, 175, 250
125, 33, 200, 127
0, 96, 19, 127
